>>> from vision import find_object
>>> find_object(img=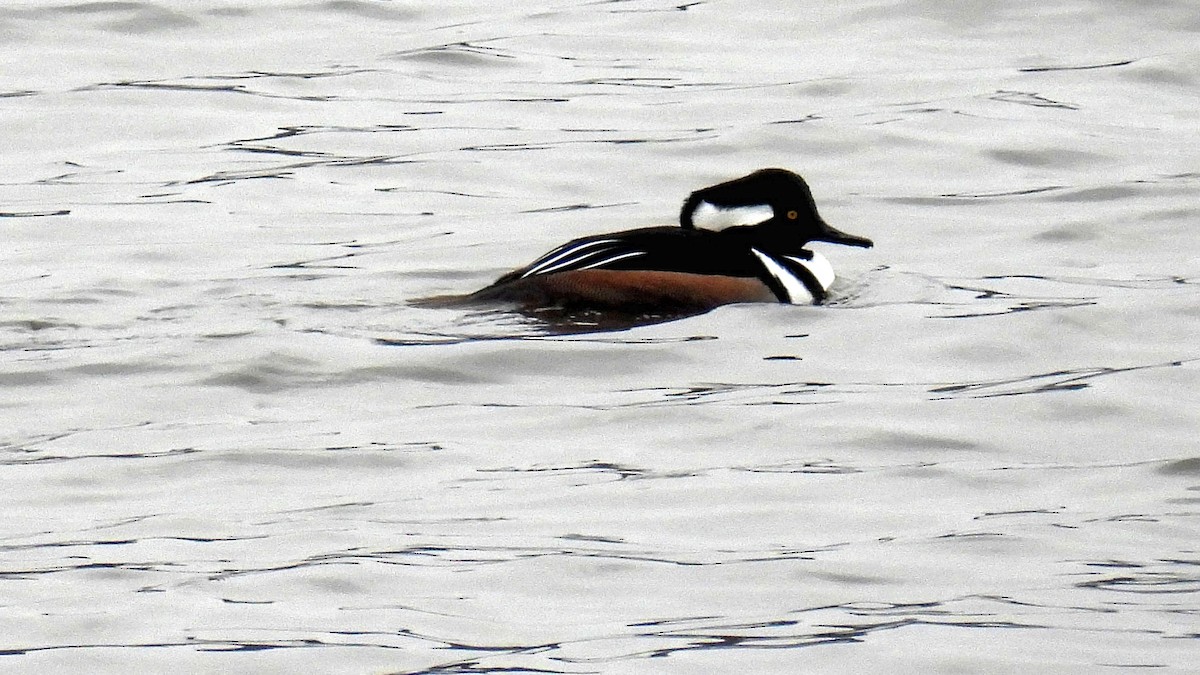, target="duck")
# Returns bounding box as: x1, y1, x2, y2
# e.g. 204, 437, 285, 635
434, 168, 872, 314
